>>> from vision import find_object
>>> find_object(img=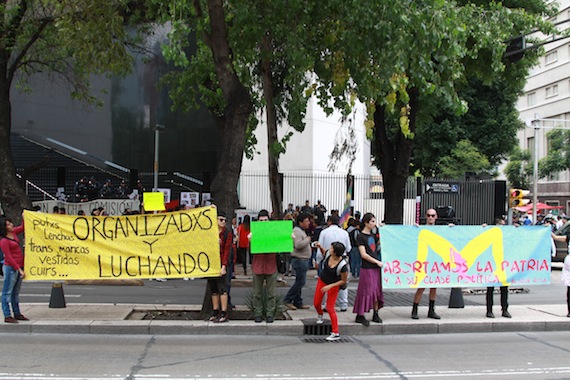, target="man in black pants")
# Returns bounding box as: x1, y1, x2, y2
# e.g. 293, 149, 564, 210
486, 217, 511, 318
